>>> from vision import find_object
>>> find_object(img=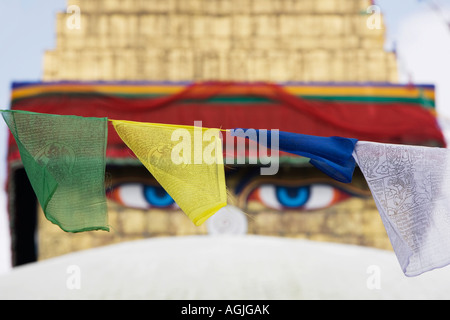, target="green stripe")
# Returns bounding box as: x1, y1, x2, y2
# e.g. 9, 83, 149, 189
11, 92, 436, 109
299, 95, 436, 108
123, 94, 436, 108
